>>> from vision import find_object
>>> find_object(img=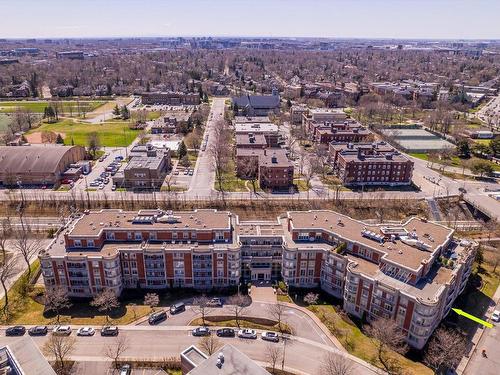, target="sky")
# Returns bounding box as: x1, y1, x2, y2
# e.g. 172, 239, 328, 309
1, 0, 499, 40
